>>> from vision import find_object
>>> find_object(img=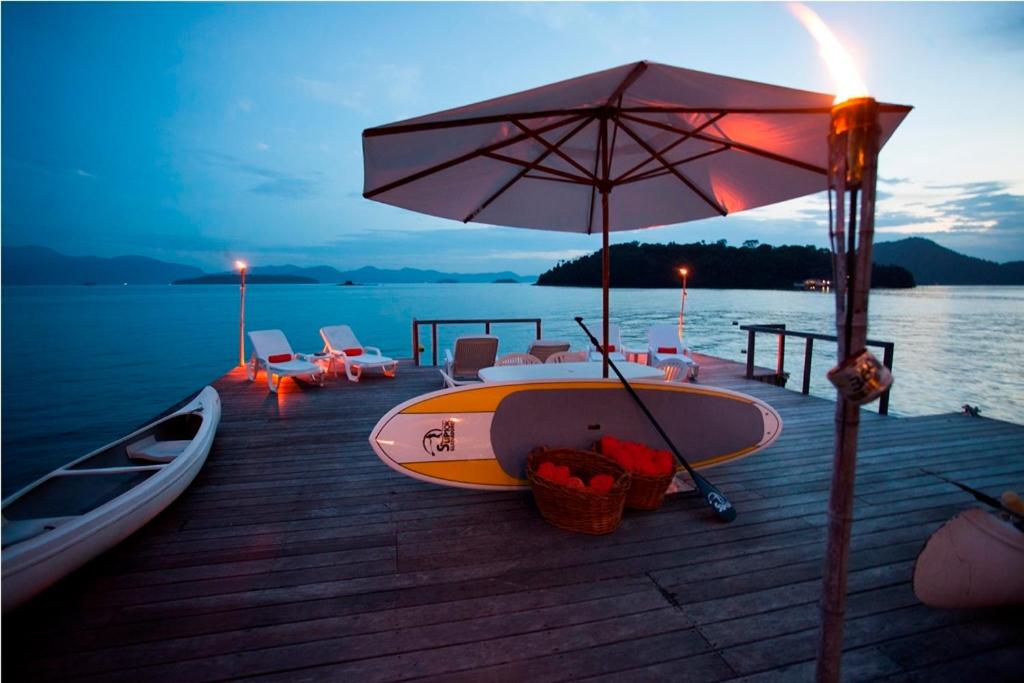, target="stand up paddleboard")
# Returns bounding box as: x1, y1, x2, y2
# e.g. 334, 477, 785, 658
369, 380, 781, 490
